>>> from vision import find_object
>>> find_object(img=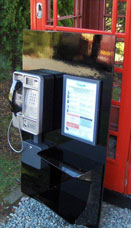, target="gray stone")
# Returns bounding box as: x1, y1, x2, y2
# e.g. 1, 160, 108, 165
3, 186, 23, 205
